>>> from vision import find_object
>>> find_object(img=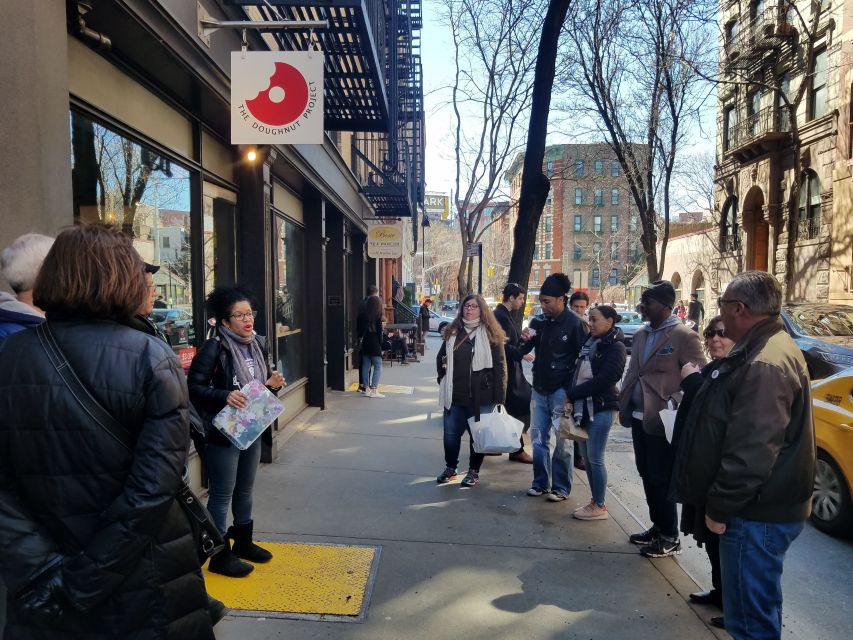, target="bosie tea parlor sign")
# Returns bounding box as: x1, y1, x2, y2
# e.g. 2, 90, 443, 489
367, 219, 403, 259
231, 52, 324, 144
